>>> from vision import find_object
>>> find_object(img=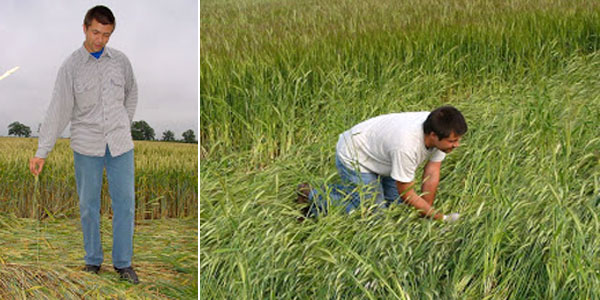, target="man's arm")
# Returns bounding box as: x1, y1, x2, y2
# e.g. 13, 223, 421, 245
30, 64, 74, 176
396, 181, 444, 220
35, 64, 75, 159
123, 56, 137, 122
421, 161, 441, 206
